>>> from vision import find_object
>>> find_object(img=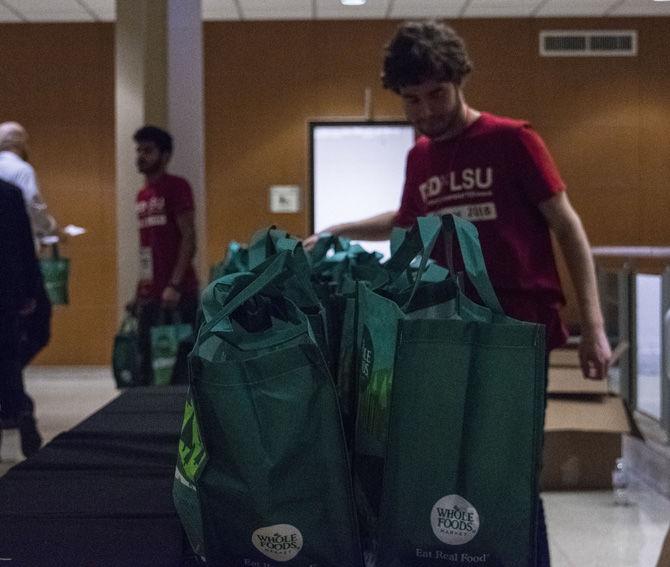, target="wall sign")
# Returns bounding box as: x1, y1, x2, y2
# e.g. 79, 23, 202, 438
269, 185, 301, 213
